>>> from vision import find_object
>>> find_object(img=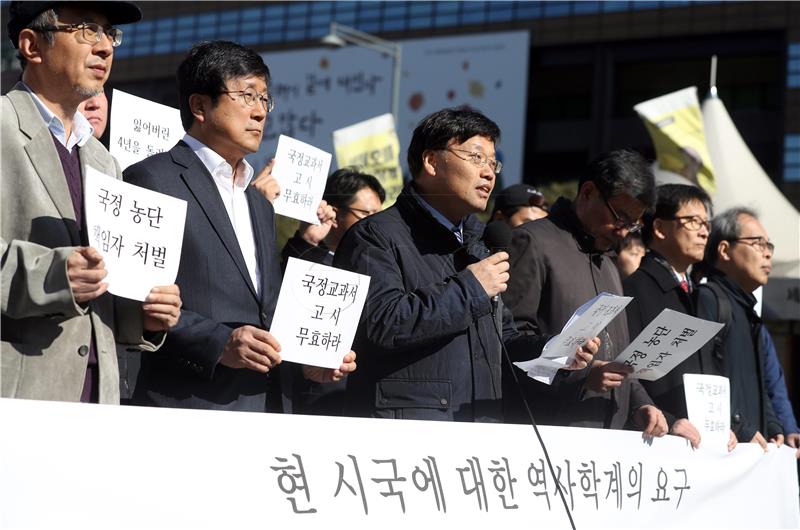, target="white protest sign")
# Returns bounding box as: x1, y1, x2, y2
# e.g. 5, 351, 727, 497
514, 293, 631, 385
110, 89, 184, 171
614, 309, 724, 381
84, 167, 187, 301
683, 374, 731, 454
270, 257, 369, 369
271, 135, 332, 224
2, 398, 798, 529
